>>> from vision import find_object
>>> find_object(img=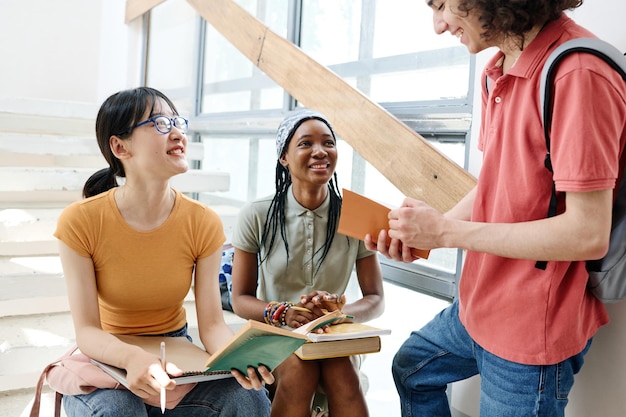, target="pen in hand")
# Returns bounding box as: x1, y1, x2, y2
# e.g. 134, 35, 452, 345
160, 341, 166, 414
